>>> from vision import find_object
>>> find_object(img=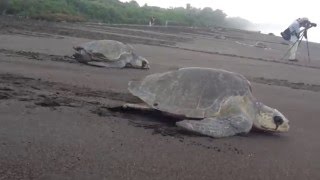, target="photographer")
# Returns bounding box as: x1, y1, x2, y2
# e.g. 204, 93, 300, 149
281, 18, 317, 61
